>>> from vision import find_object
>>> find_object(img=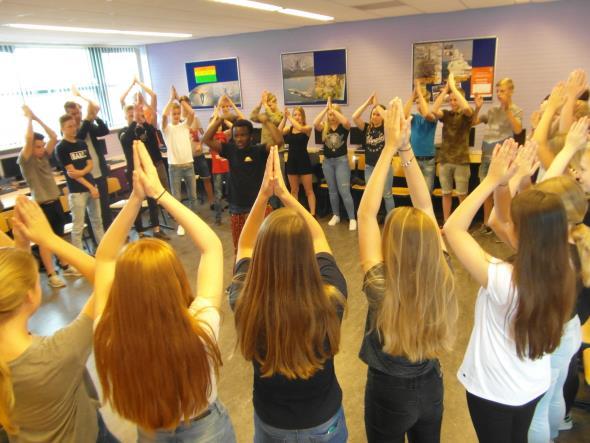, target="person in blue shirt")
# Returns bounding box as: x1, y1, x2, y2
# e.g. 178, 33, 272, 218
404, 80, 437, 192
